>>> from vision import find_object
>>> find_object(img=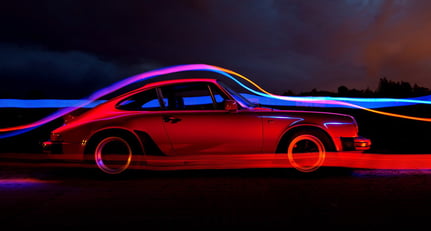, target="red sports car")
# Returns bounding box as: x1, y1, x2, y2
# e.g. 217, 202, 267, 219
43, 78, 371, 174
